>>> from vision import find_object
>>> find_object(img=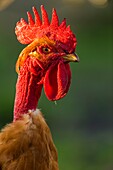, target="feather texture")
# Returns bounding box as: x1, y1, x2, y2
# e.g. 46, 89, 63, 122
0, 110, 59, 170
